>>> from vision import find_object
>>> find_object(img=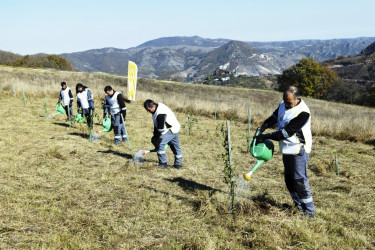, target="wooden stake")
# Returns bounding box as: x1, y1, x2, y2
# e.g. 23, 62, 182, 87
214, 102, 217, 121
44, 97, 47, 118
247, 108, 251, 152
187, 114, 191, 135
22, 88, 27, 106
227, 121, 235, 213
121, 114, 134, 160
